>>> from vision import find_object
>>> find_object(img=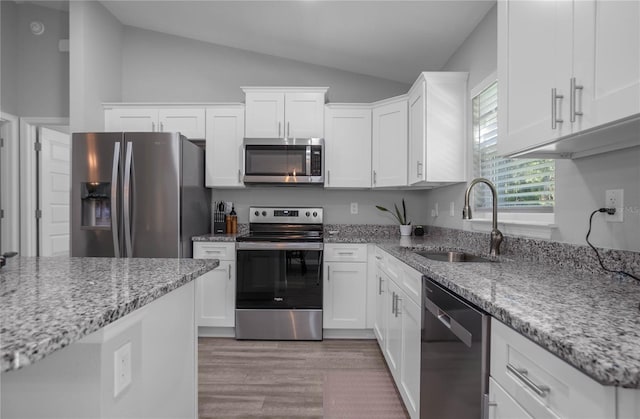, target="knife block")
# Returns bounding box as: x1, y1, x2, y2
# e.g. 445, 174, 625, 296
213, 211, 227, 234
